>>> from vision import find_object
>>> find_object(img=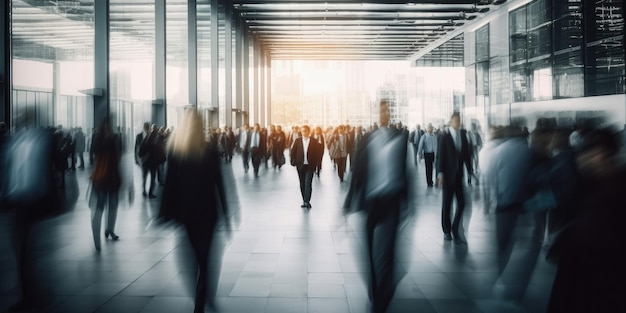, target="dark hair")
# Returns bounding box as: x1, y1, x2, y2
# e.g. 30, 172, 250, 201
581, 127, 621, 157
